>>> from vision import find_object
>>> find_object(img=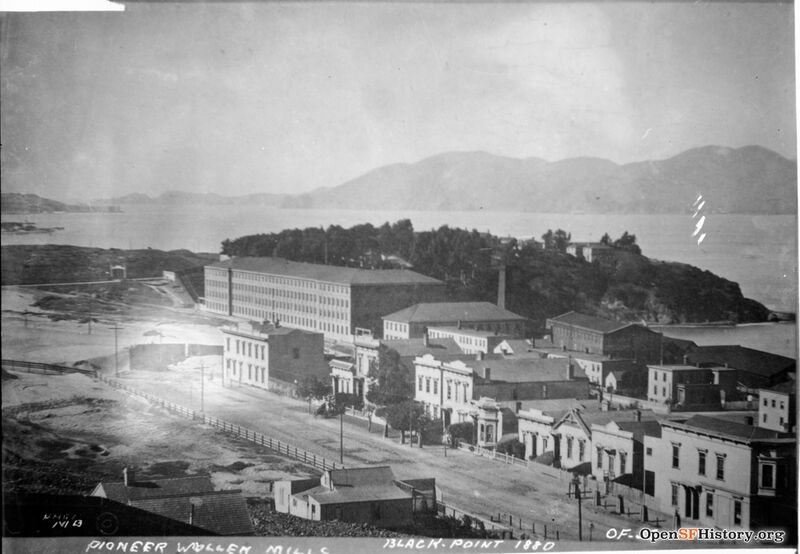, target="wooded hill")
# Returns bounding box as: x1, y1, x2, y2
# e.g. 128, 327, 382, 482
222, 220, 769, 327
